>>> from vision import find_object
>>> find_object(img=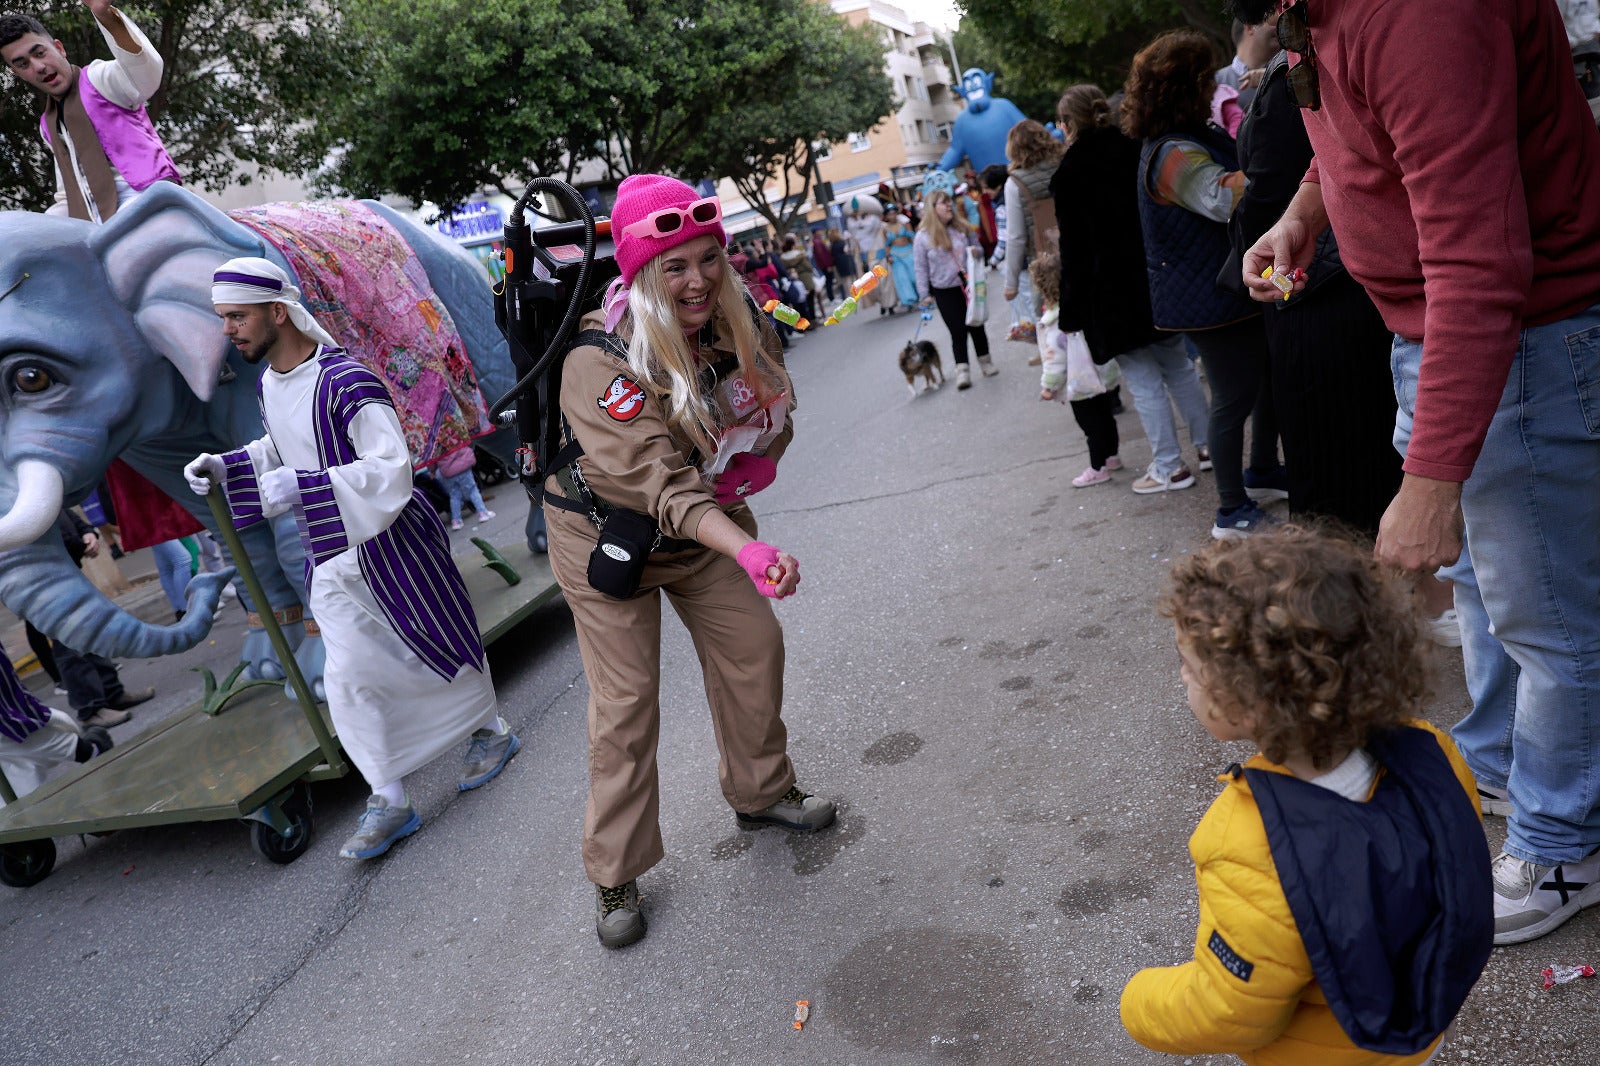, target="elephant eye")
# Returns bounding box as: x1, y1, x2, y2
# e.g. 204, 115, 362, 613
13, 366, 52, 394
